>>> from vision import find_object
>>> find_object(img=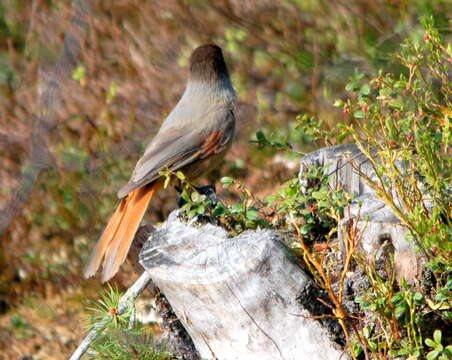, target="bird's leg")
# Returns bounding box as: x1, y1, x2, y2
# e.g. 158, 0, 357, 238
195, 184, 218, 205
176, 183, 218, 208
